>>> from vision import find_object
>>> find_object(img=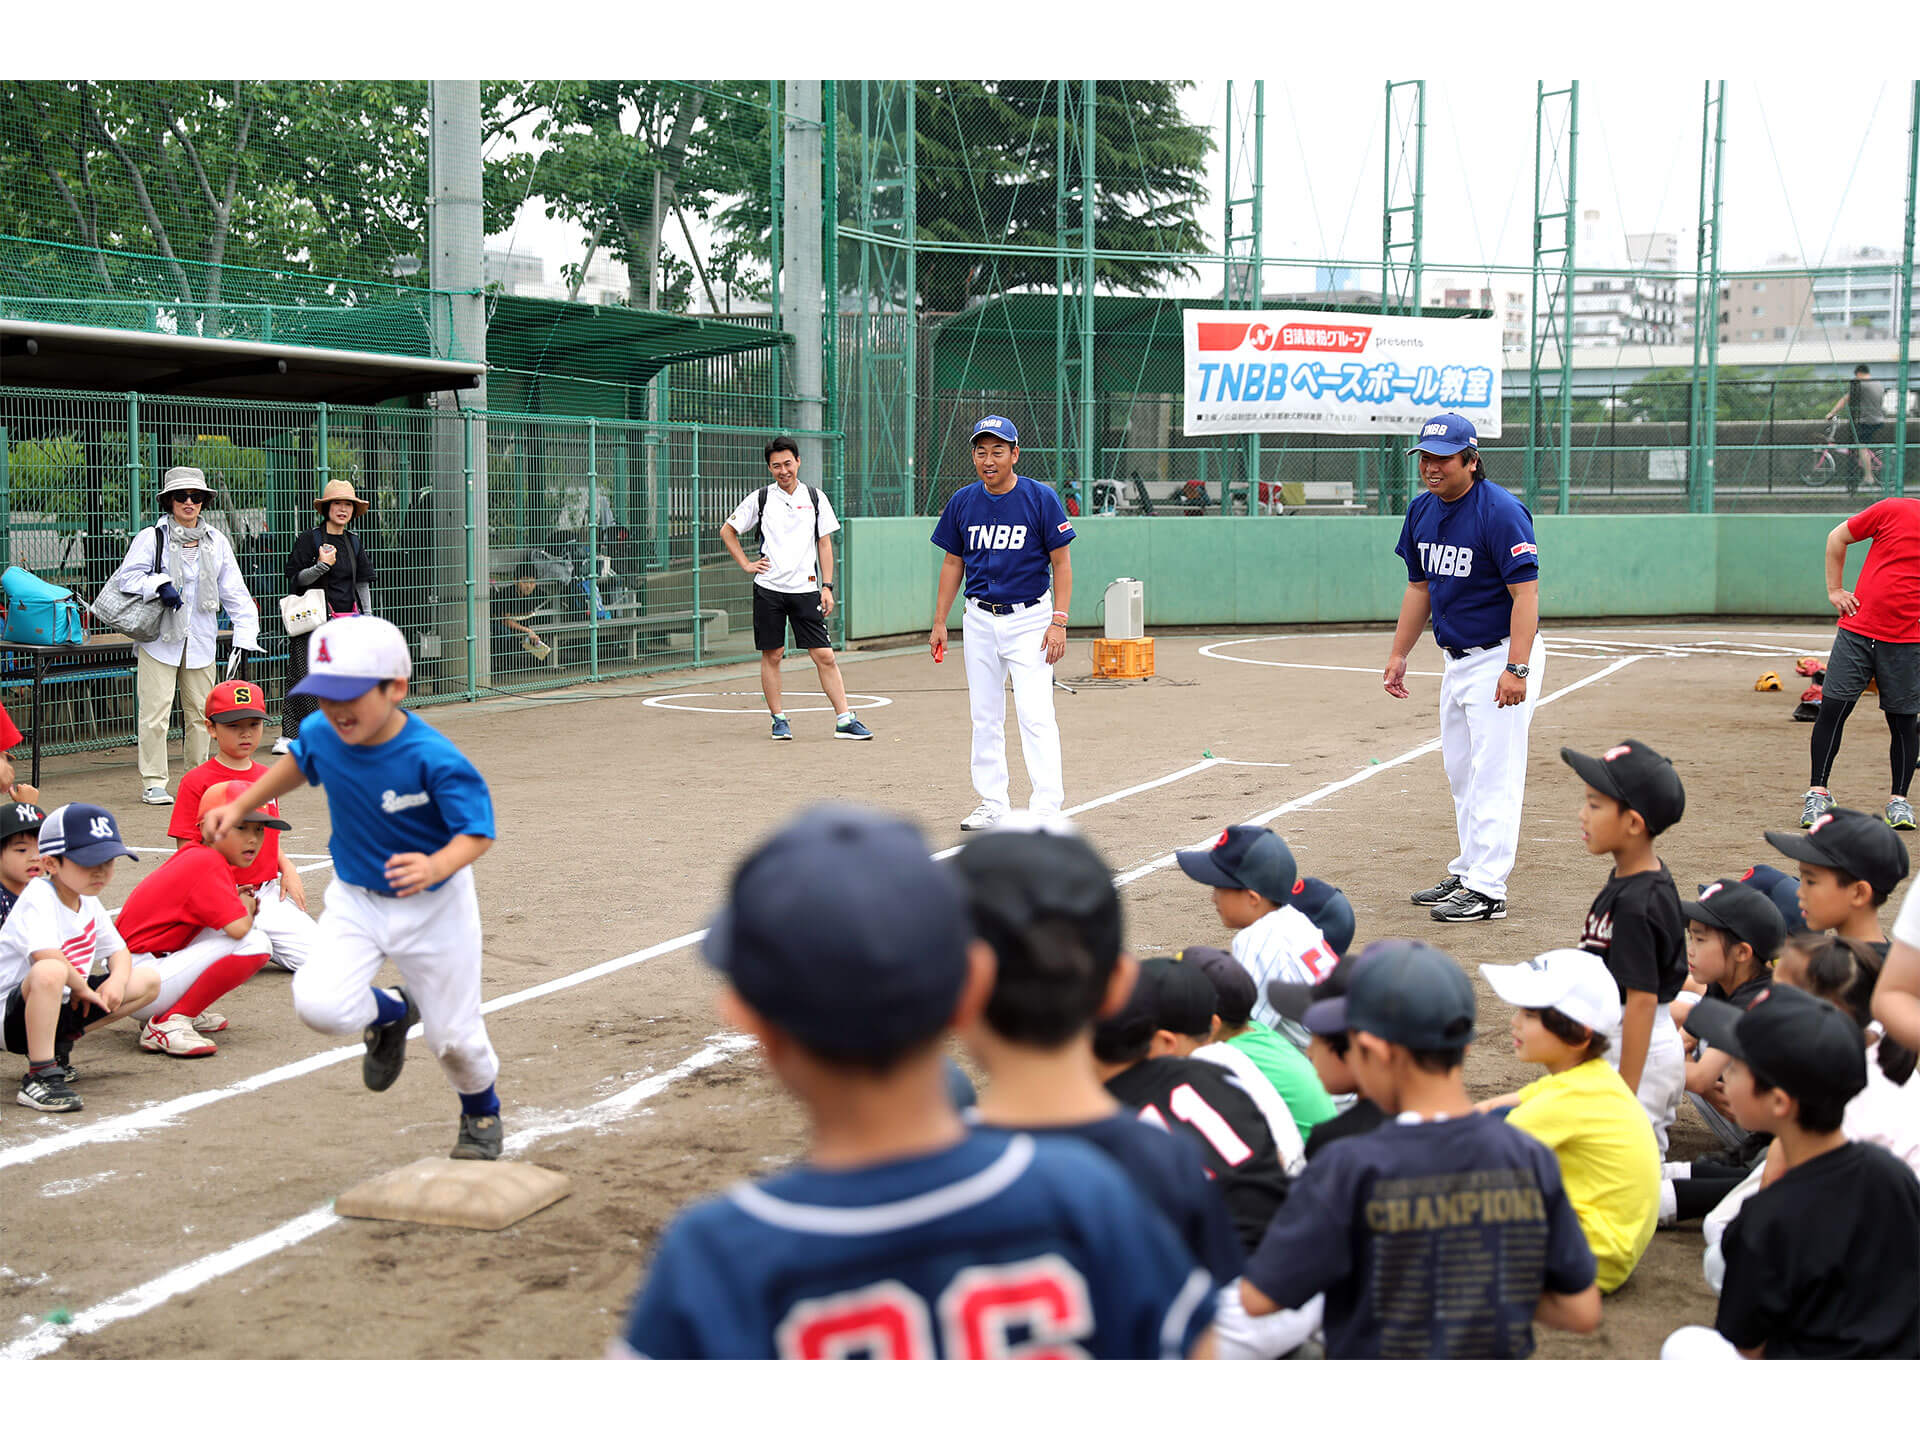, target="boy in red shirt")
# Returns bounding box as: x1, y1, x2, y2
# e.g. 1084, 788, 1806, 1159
1805, 498, 1920, 830
168, 679, 316, 971
121, 780, 282, 1057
